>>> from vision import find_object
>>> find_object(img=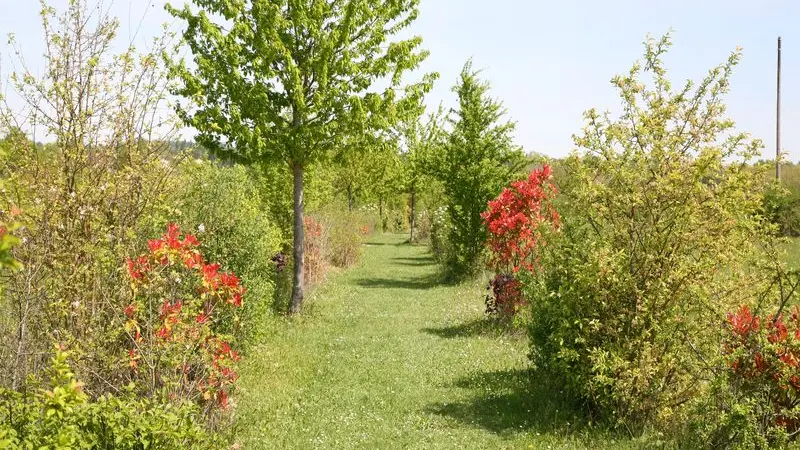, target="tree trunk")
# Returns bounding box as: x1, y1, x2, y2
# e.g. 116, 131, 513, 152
410, 186, 416, 243
288, 163, 305, 315
379, 195, 383, 223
